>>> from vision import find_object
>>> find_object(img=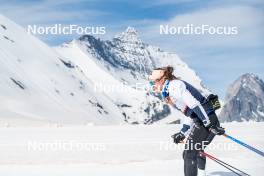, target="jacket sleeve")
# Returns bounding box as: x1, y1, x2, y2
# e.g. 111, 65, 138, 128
171, 80, 210, 123
180, 118, 194, 136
